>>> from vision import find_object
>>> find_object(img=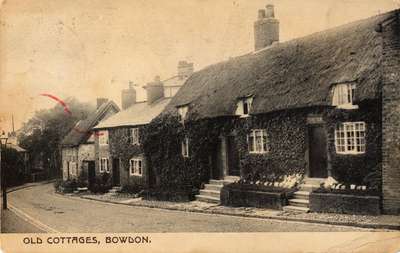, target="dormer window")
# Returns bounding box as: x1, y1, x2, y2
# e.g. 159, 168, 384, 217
236, 96, 253, 117
332, 83, 358, 109
177, 105, 189, 123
